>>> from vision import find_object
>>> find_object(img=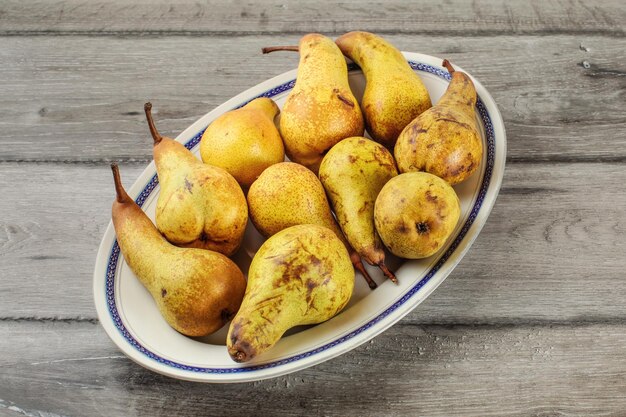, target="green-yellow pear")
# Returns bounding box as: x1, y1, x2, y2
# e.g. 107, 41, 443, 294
319, 137, 398, 283
200, 97, 285, 190
335, 31, 432, 149
374, 172, 461, 259
109, 164, 246, 337
263, 33, 364, 173
144, 103, 248, 256
395, 60, 483, 185
227, 224, 354, 362
247, 161, 378, 289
